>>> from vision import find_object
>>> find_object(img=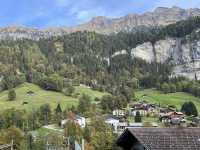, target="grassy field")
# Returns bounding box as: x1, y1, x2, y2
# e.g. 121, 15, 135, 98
135, 89, 200, 112
0, 83, 108, 111
74, 86, 109, 100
